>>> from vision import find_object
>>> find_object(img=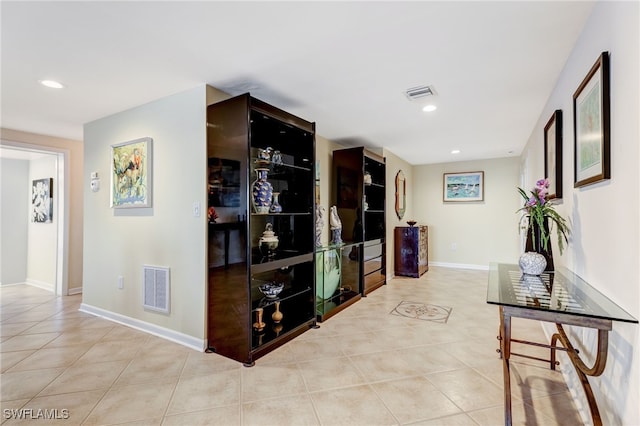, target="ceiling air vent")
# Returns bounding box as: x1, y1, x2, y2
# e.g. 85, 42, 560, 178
405, 85, 436, 101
